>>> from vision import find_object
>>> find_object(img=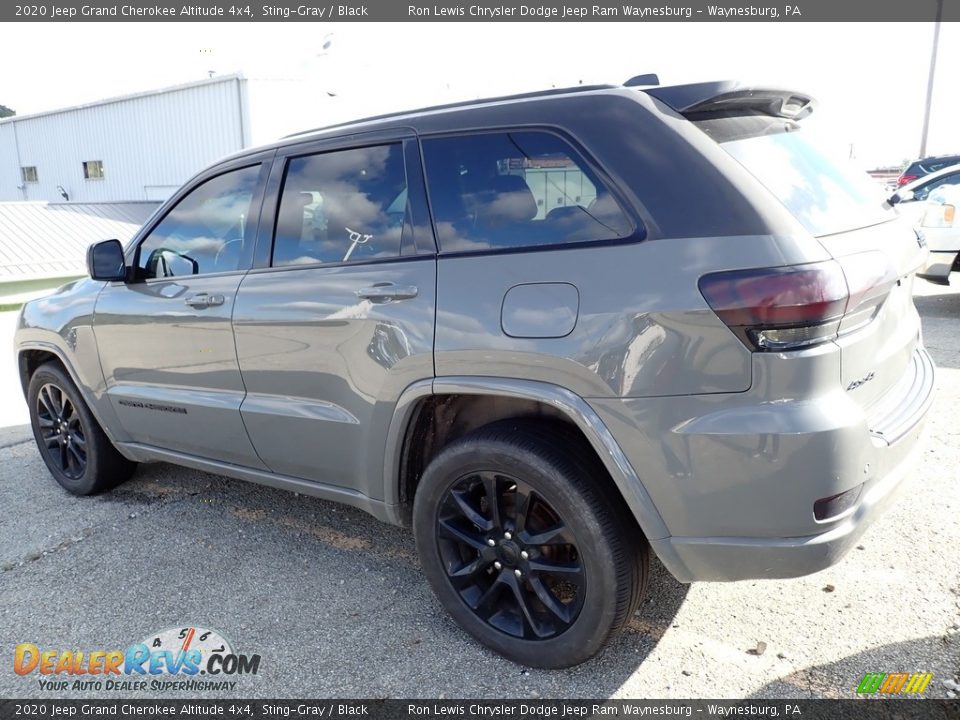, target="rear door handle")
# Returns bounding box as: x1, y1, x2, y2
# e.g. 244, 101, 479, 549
355, 284, 419, 303
184, 293, 225, 308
